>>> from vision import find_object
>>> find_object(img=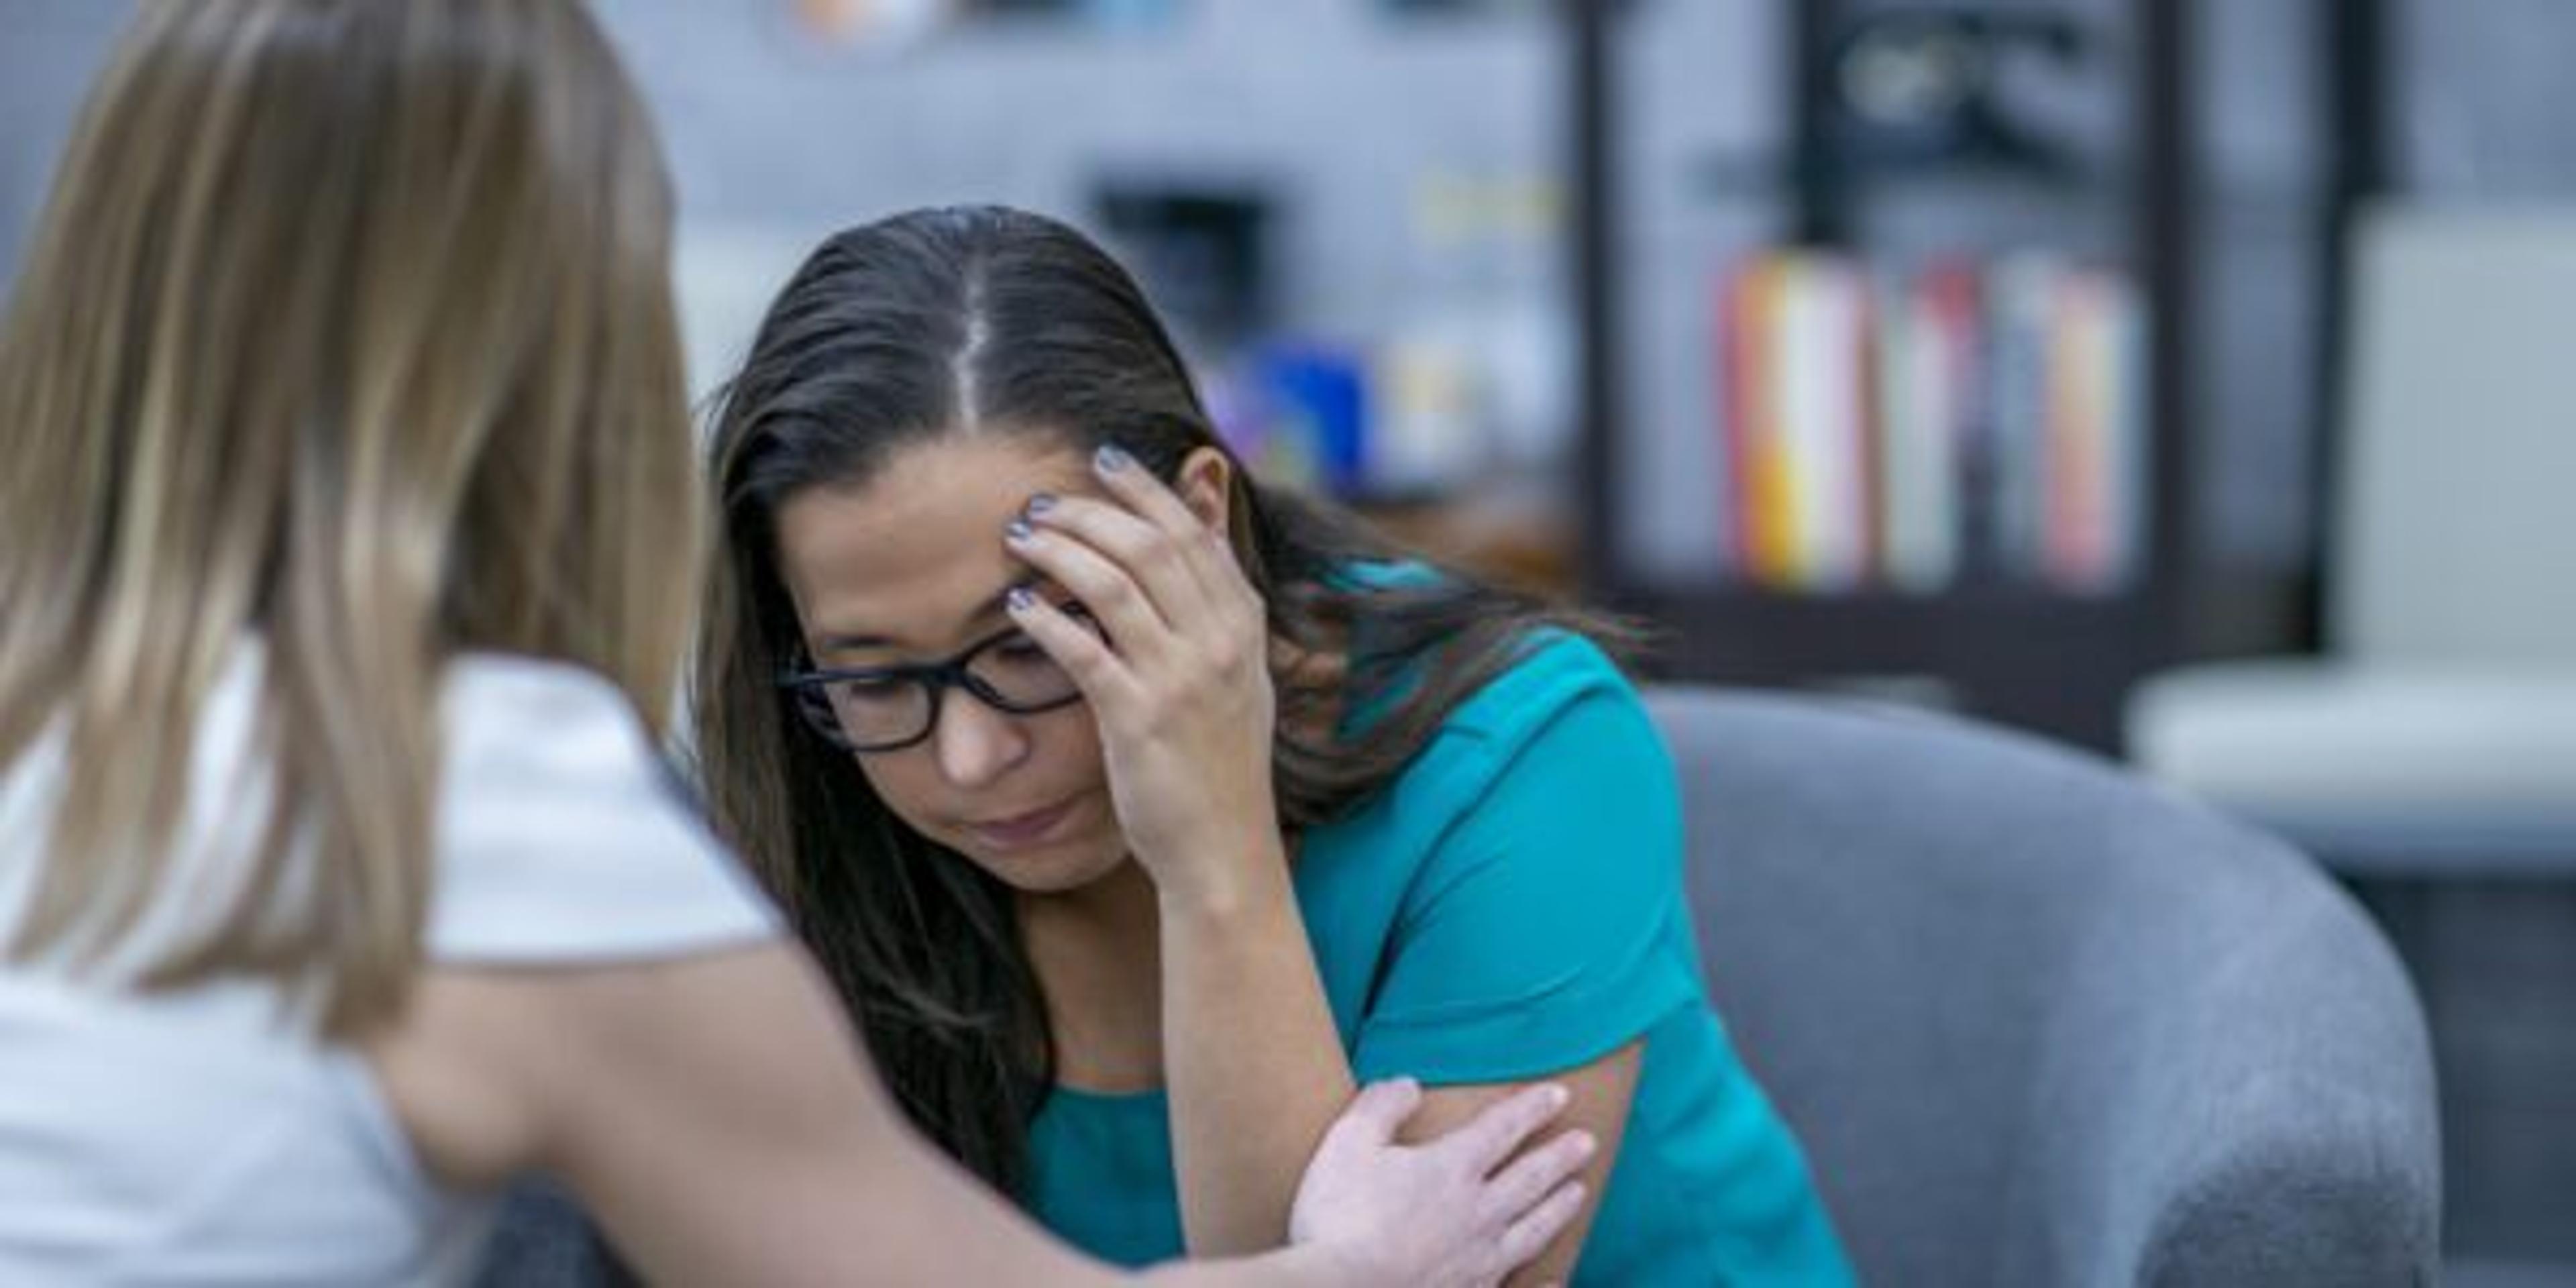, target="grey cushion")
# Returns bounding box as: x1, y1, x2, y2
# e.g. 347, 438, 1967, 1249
1648, 687, 2441, 1287
474, 1179, 622, 1287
